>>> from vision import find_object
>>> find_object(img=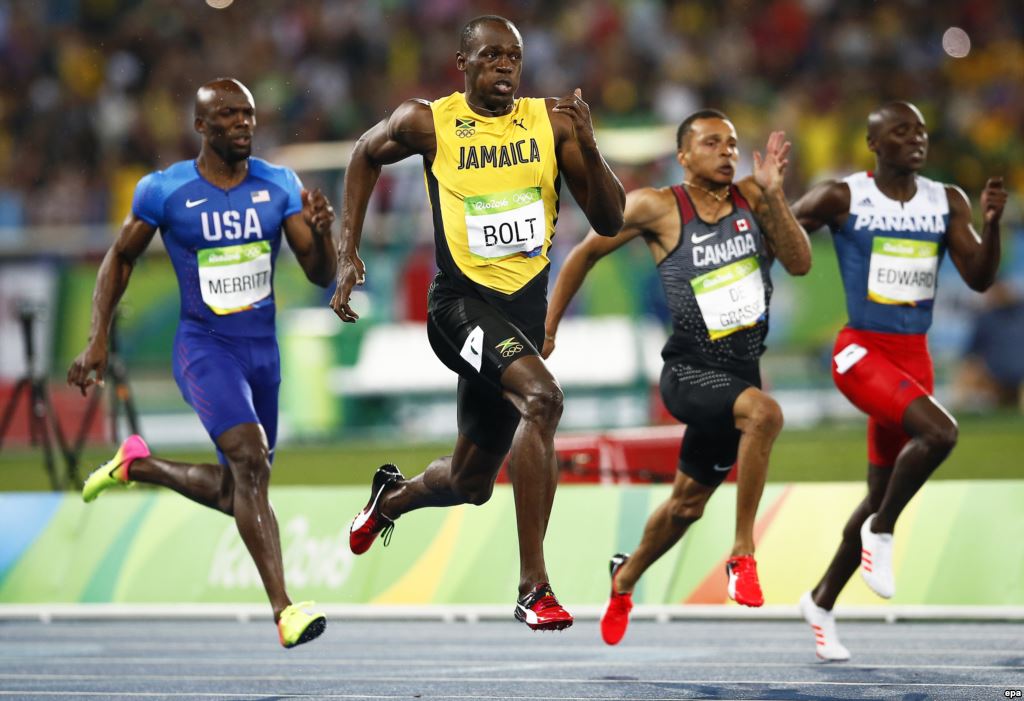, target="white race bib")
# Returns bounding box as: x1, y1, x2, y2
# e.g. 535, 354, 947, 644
465, 187, 546, 260
197, 241, 272, 315
690, 256, 766, 340
833, 343, 868, 375
867, 237, 938, 305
